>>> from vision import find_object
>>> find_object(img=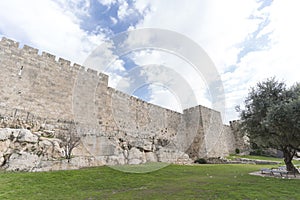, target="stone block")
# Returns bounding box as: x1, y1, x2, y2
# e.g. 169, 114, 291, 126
17, 129, 38, 143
